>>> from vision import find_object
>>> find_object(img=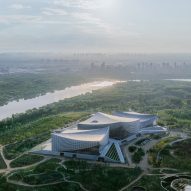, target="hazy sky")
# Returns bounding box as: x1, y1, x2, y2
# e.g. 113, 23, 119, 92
0, 0, 191, 53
